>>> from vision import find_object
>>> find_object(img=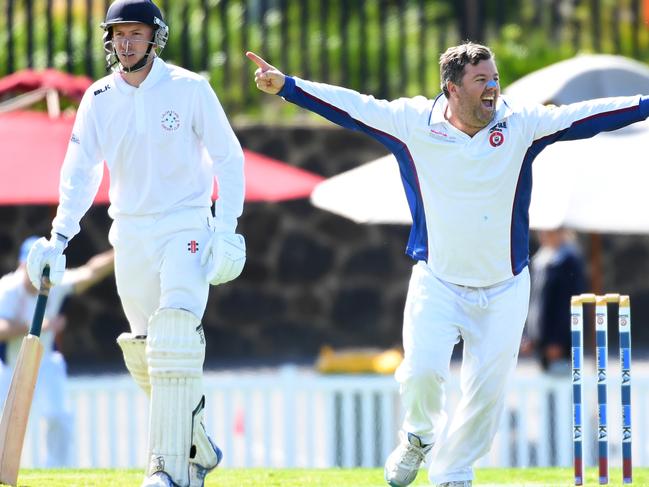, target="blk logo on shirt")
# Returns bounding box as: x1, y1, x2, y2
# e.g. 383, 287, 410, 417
93, 84, 111, 96
187, 240, 199, 253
